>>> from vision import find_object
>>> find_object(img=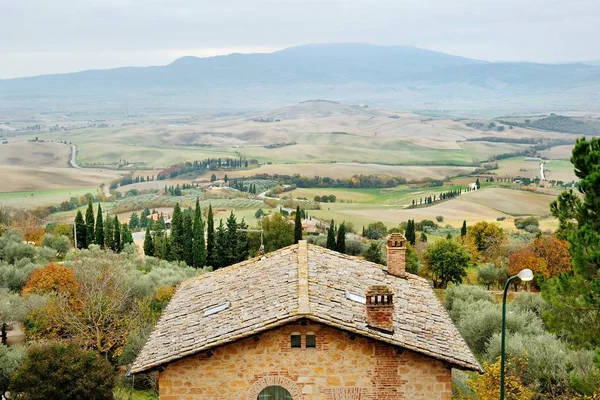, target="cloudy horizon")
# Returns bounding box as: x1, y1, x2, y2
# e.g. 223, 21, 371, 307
2, 0, 599, 79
